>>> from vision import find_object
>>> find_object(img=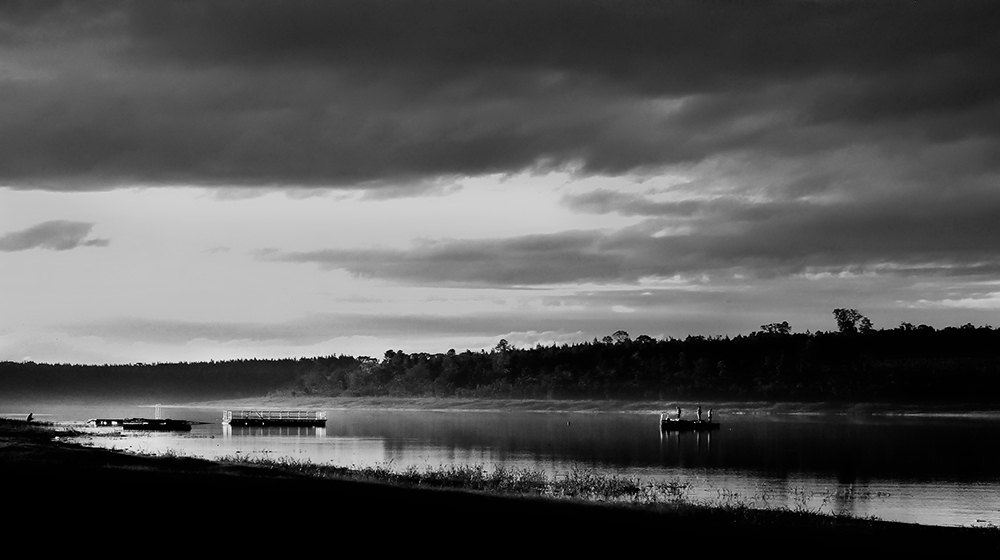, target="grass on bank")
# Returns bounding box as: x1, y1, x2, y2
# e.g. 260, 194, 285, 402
207, 454, 994, 532
217, 455, 693, 505
0, 417, 62, 441
212, 453, 901, 529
